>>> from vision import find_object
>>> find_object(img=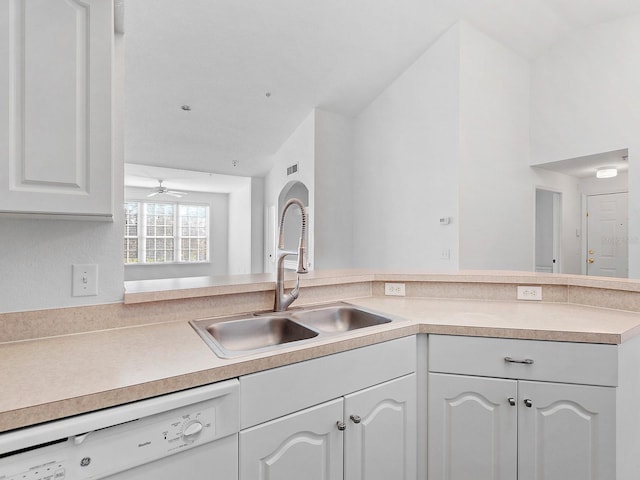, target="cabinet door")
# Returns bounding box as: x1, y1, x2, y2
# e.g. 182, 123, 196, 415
428, 373, 518, 480
239, 398, 343, 480
344, 374, 416, 480
0, 0, 113, 218
518, 381, 616, 480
